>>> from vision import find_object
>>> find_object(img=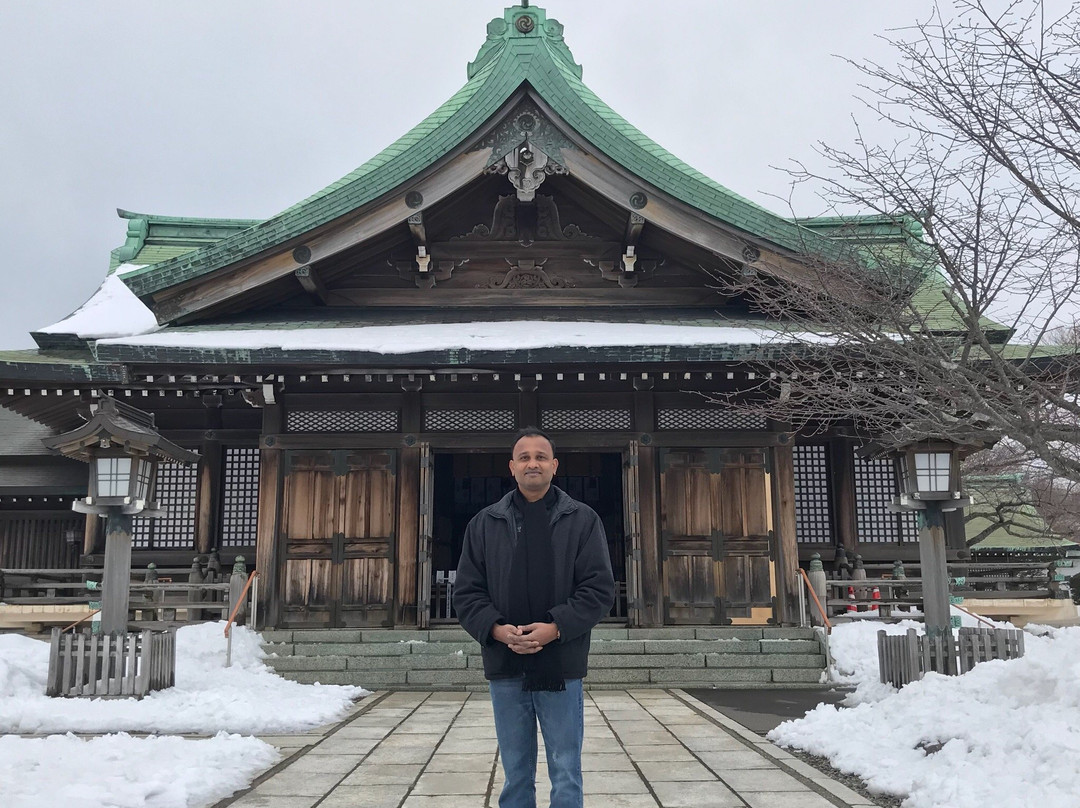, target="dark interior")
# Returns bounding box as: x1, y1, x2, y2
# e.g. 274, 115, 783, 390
430, 451, 626, 622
